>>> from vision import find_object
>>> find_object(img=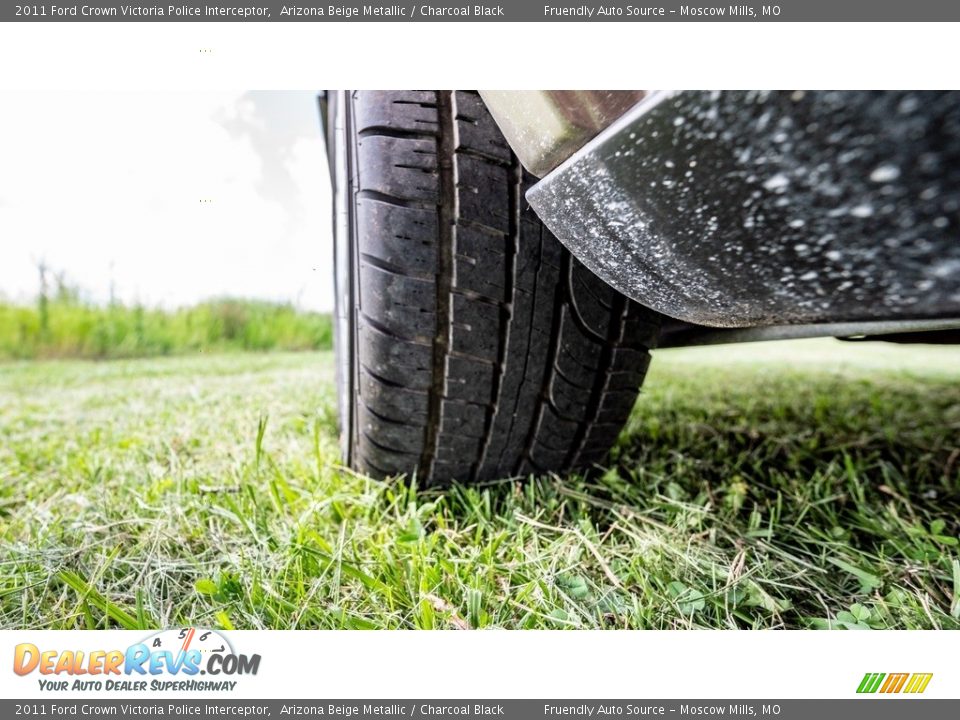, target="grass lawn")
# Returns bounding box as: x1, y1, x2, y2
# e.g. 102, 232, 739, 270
2, 340, 959, 630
